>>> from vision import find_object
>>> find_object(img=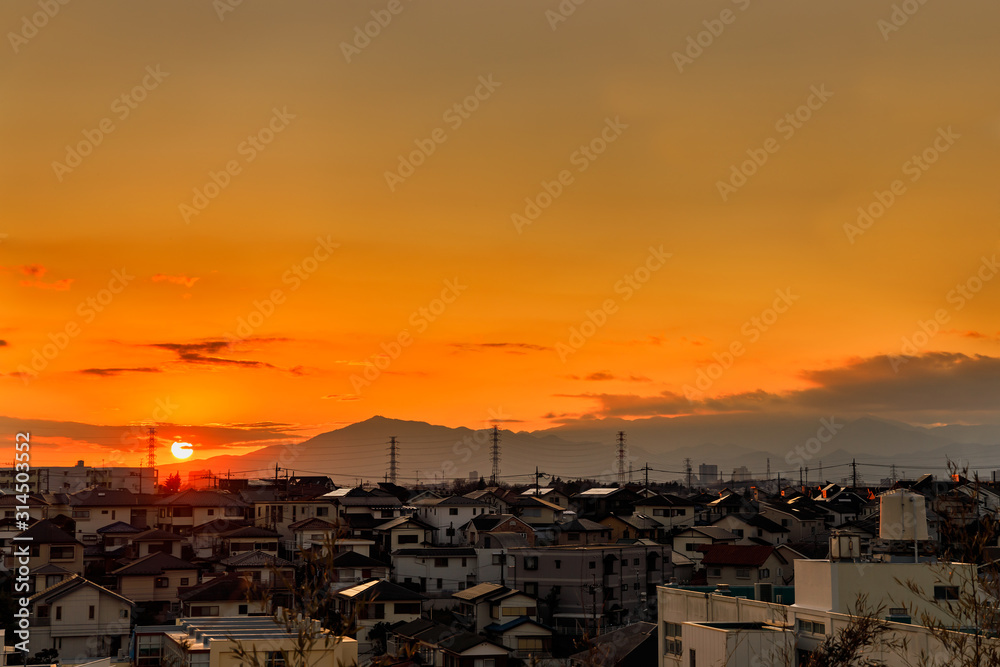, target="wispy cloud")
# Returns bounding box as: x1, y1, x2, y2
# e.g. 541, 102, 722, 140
143, 336, 291, 370
152, 274, 200, 288
322, 394, 362, 401
79, 367, 162, 377
3, 264, 74, 290
450, 342, 552, 354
